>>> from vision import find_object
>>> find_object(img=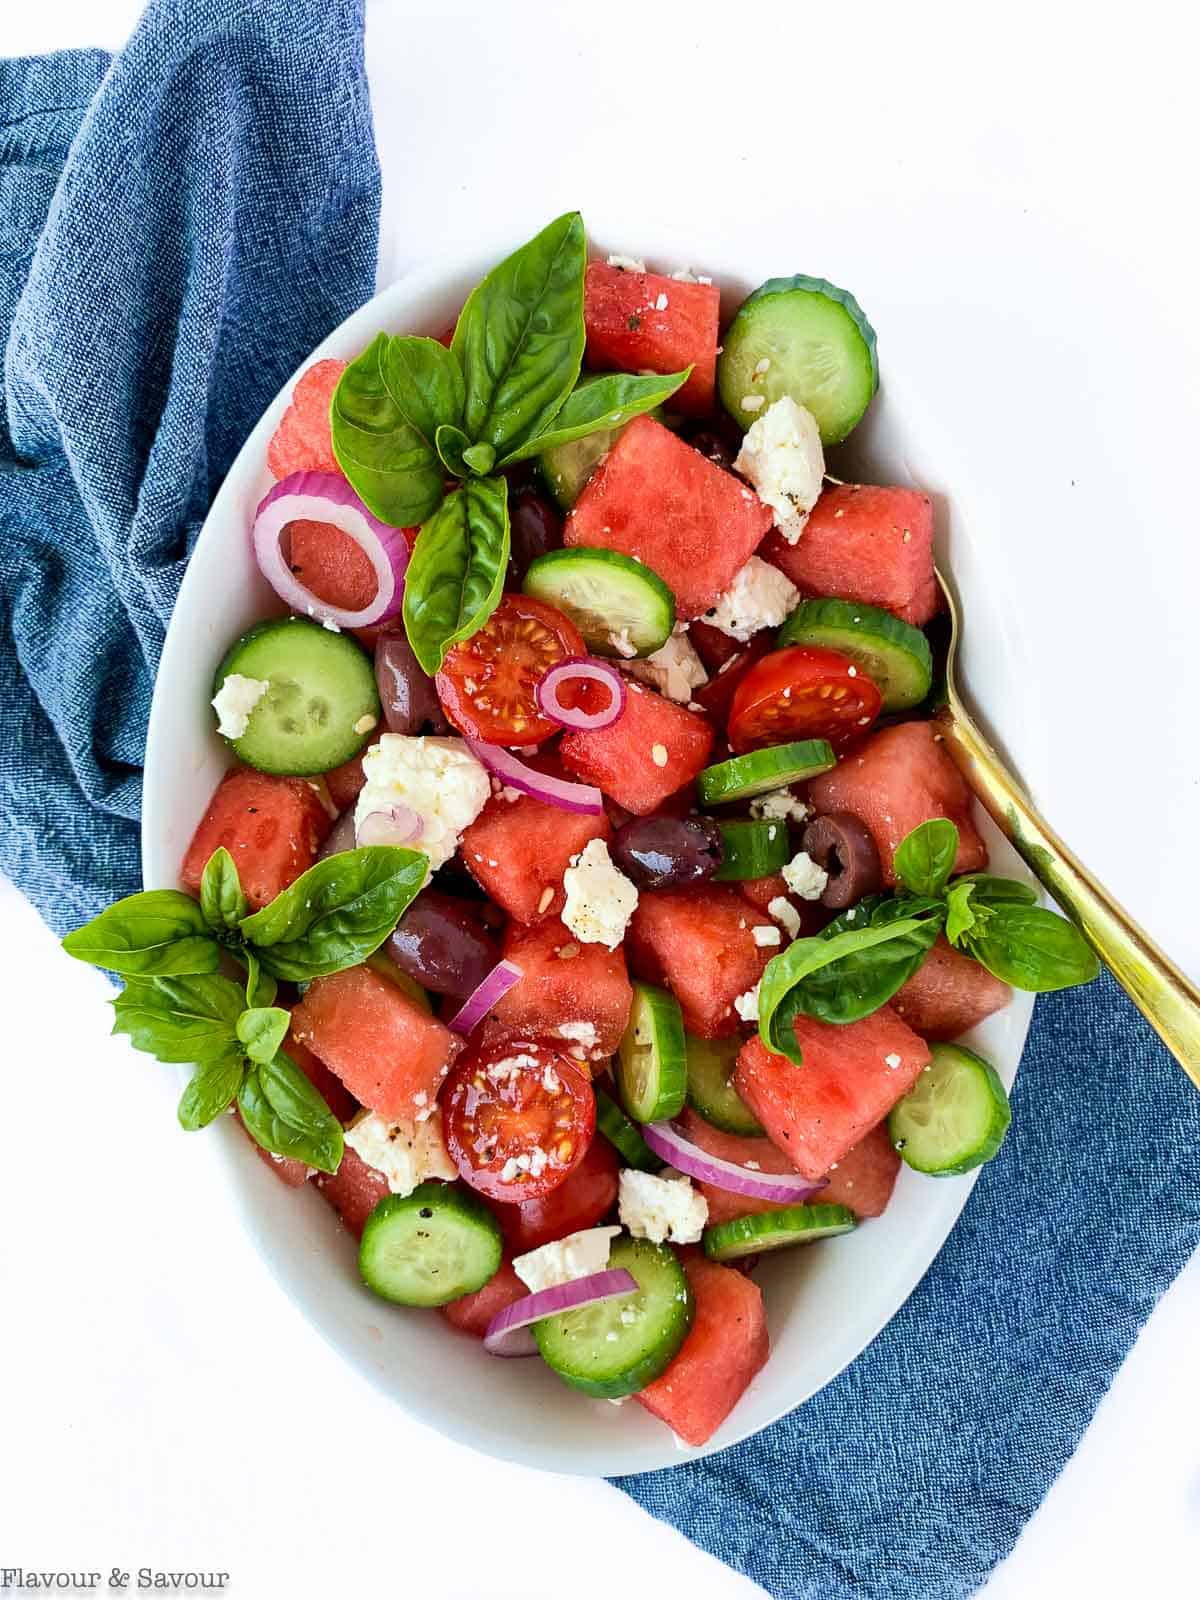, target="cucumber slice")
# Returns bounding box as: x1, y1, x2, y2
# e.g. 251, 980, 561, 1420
536, 378, 662, 509
595, 1086, 664, 1171
617, 983, 687, 1123
712, 818, 791, 882
703, 1202, 857, 1261
534, 1235, 693, 1398
777, 599, 932, 712
718, 274, 879, 445
213, 616, 380, 776
685, 1035, 764, 1137
358, 1181, 502, 1307
698, 740, 836, 806
888, 1043, 1012, 1176
523, 548, 675, 658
